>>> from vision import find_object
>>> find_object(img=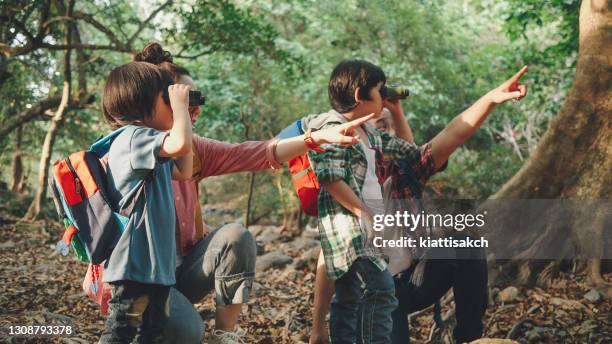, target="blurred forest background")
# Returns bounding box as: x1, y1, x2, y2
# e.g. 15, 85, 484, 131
0, 0, 579, 222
